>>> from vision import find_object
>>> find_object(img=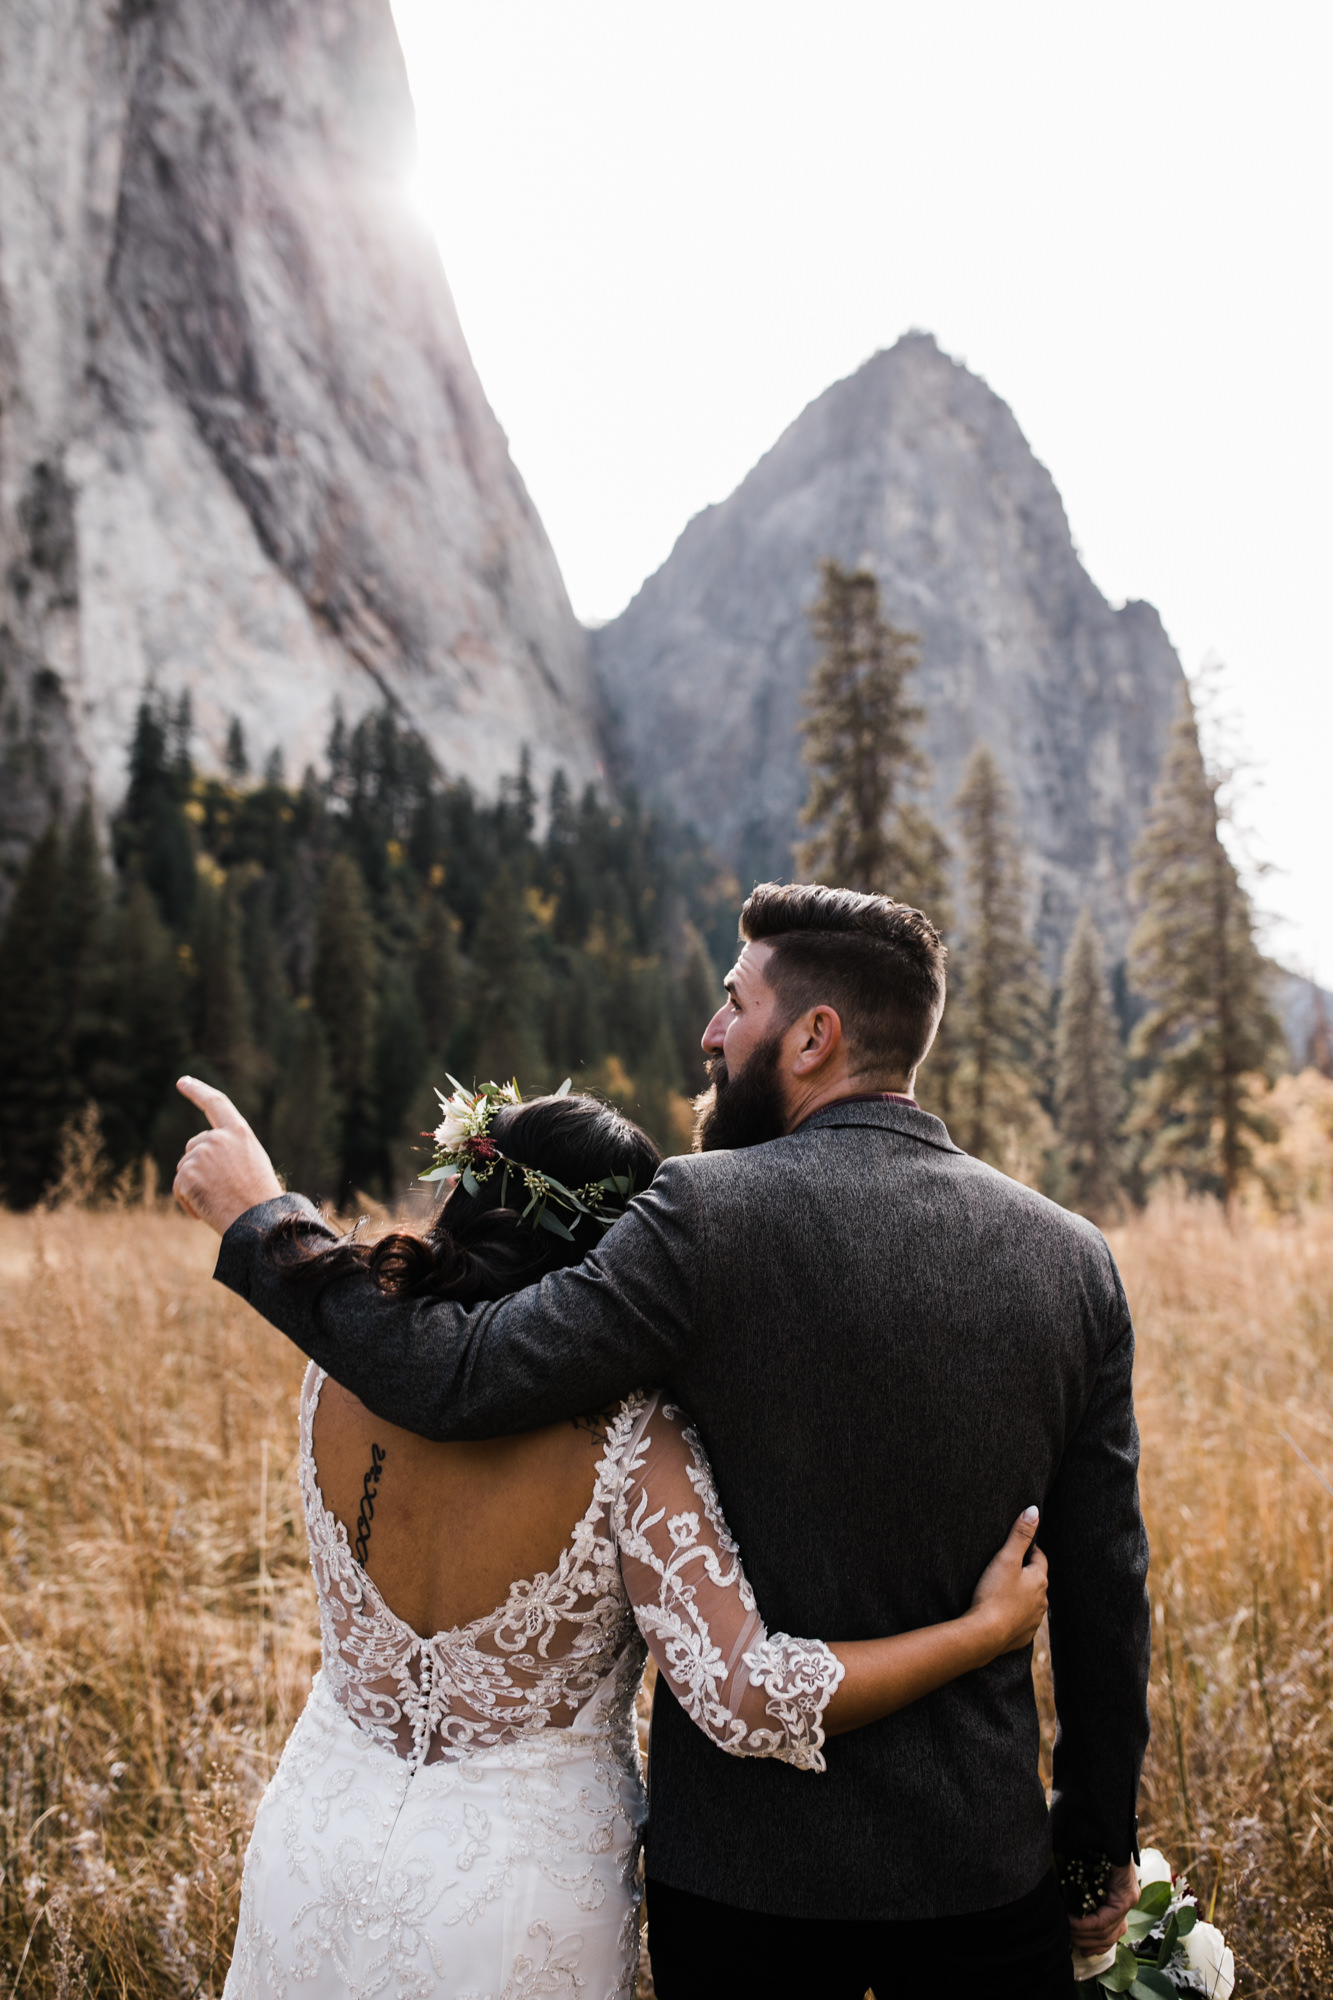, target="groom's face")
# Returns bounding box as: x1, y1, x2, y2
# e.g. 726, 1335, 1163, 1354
694, 944, 792, 1151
